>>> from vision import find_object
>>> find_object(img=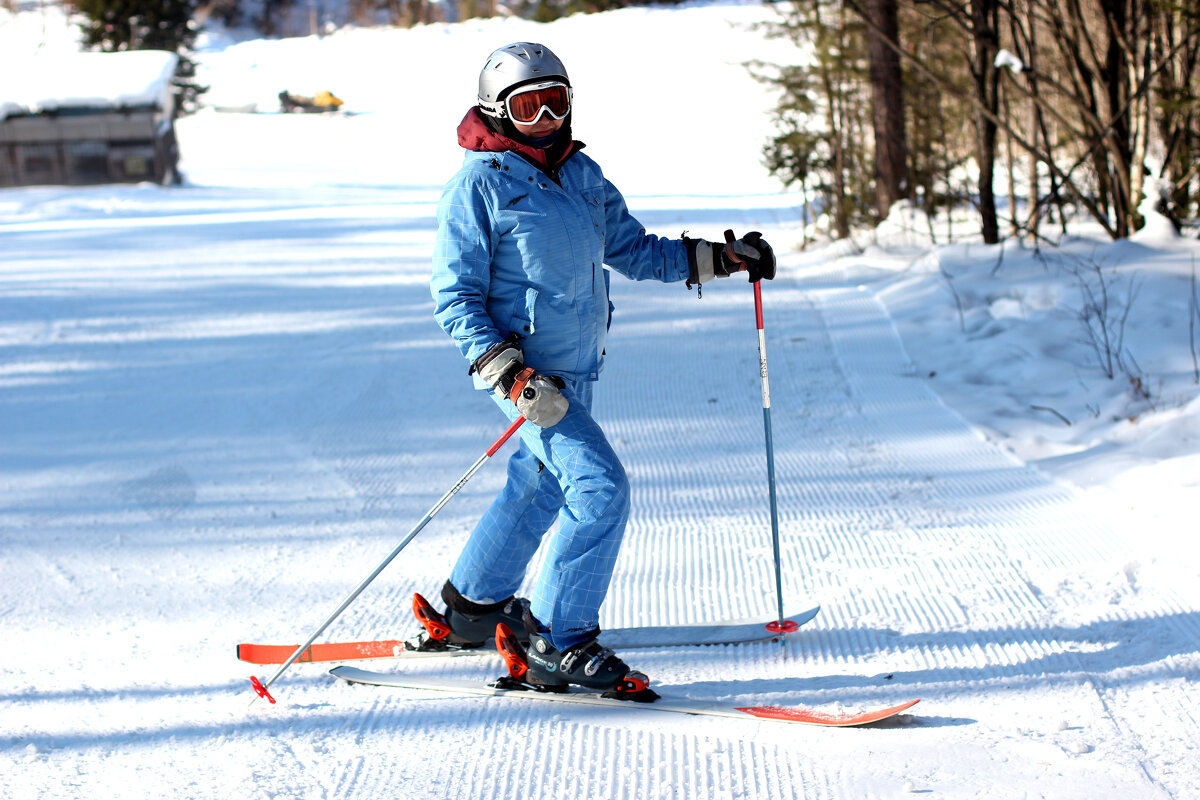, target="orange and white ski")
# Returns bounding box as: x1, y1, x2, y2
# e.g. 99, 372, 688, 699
329, 665, 919, 728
